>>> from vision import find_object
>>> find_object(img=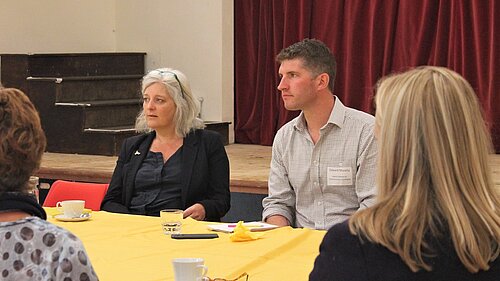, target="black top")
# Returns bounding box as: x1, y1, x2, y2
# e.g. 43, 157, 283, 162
101, 129, 231, 221
129, 149, 183, 216
309, 220, 499, 281
0, 191, 46, 220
